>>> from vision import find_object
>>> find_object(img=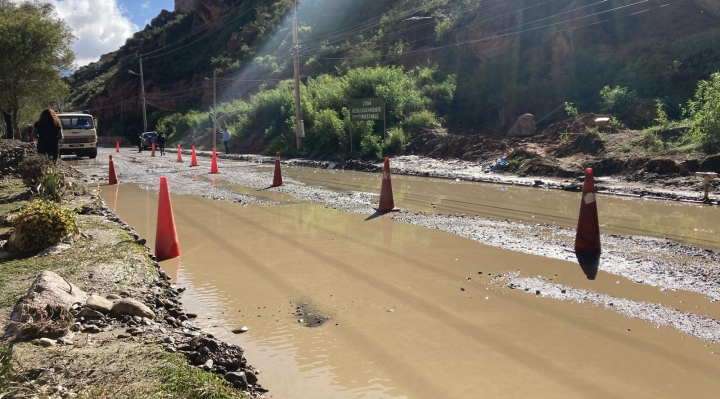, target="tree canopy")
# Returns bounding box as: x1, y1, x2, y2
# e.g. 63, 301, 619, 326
0, 0, 74, 138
